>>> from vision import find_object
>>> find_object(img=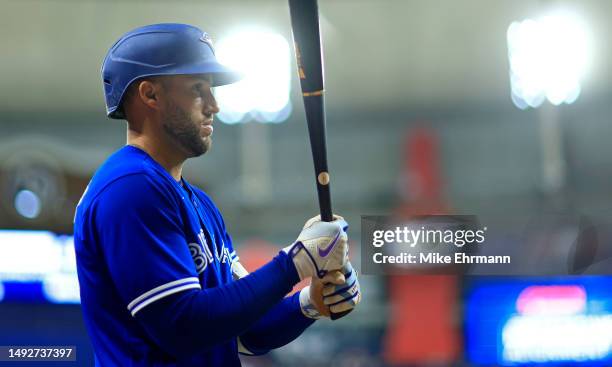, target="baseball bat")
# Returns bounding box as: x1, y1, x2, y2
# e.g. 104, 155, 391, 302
288, 0, 352, 320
